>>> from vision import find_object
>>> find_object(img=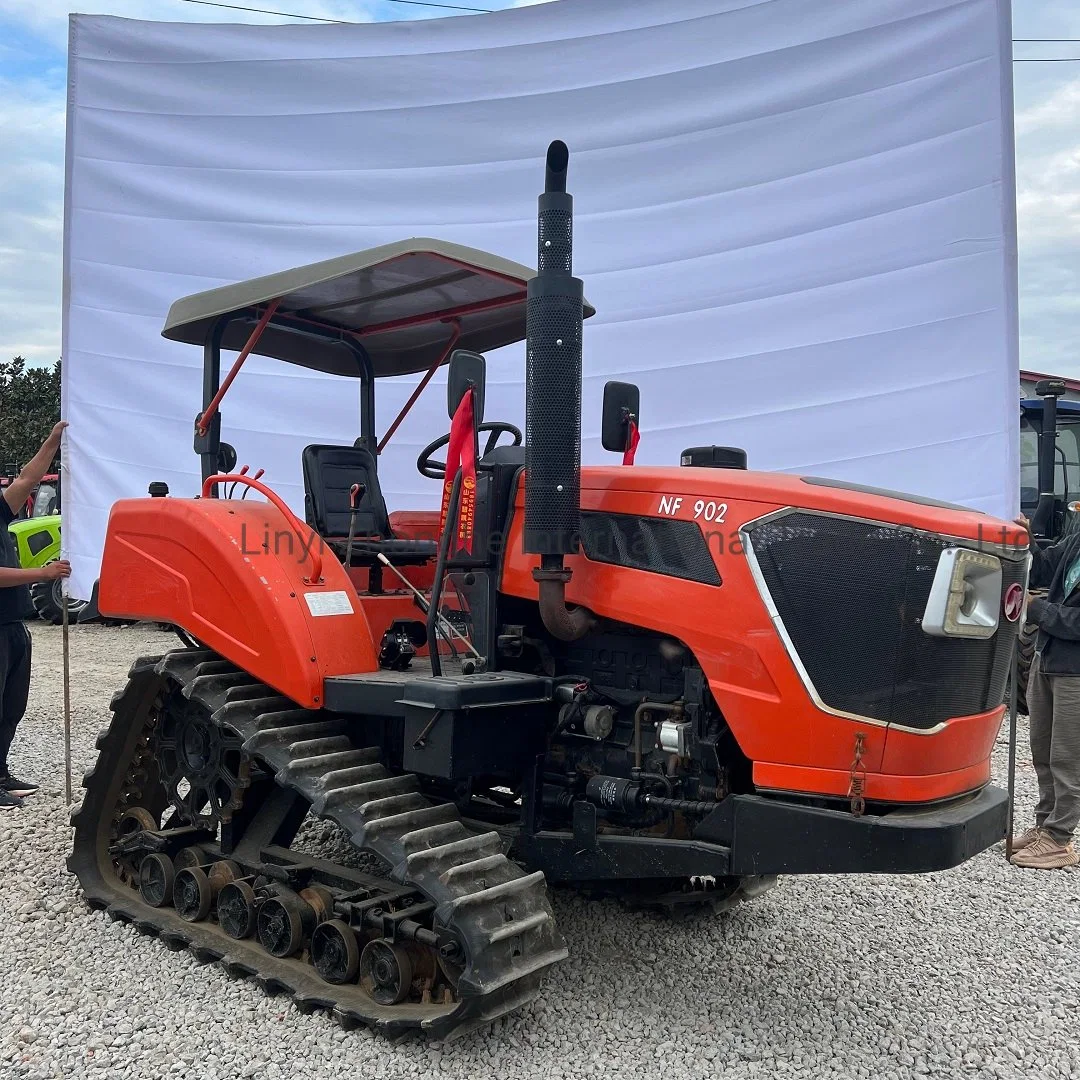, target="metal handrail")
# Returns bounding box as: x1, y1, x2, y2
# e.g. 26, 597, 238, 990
201, 473, 323, 584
